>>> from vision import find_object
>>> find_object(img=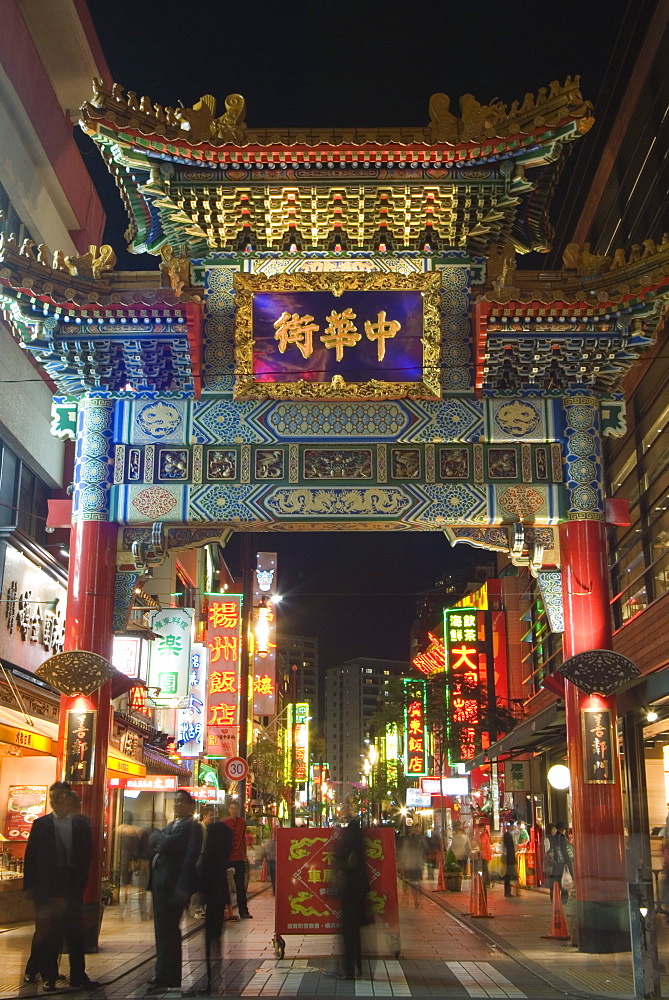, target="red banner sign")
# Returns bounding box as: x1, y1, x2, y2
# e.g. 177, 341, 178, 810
275, 827, 398, 936
206, 595, 242, 758
412, 632, 445, 675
